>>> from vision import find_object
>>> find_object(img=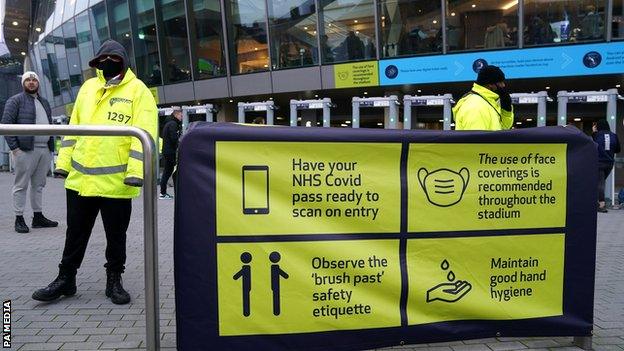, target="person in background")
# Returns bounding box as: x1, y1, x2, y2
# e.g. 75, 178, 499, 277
453, 65, 514, 131
1, 71, 58, 233
593, 120, 621, 213
159, 107, 182, 199
31, 40, 158, 305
